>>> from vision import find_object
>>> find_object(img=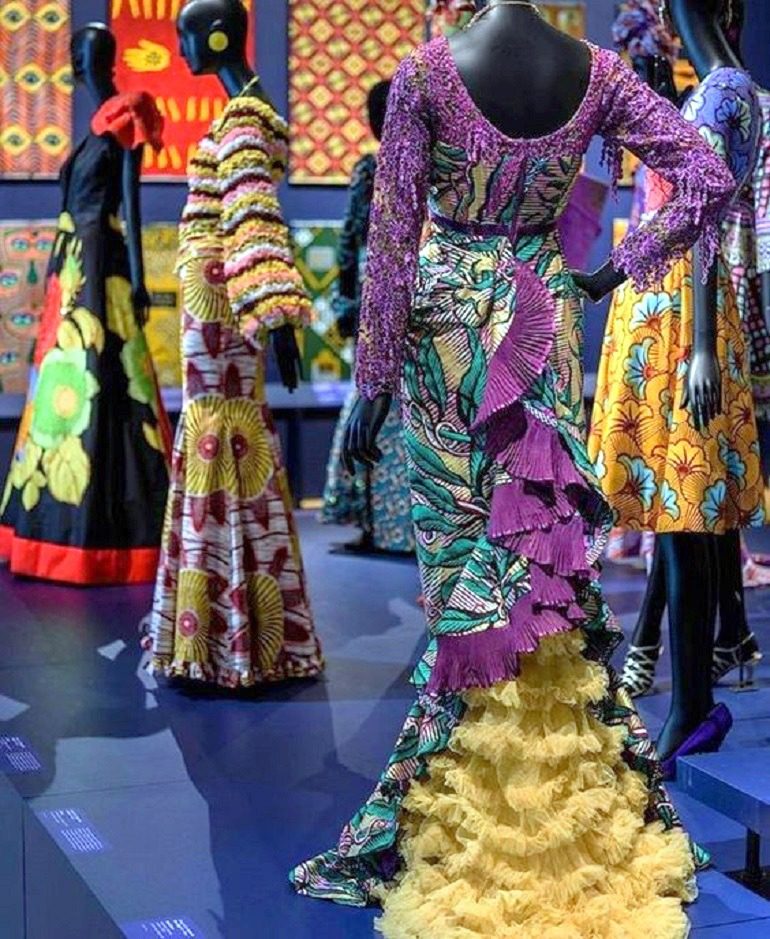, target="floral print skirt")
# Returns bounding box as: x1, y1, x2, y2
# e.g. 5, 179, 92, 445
143, 254, 324, 688
0, 212, 171, 584
589, 253, 766, 533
